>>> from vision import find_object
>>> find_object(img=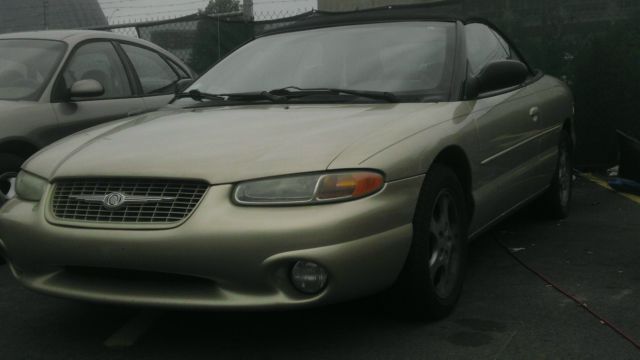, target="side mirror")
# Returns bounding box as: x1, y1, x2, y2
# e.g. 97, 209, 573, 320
175, 78, 195, 93
69, 79, 104, 100
467, 60, 529, 99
